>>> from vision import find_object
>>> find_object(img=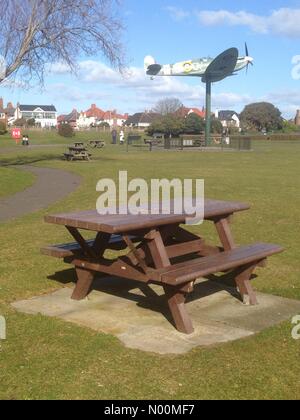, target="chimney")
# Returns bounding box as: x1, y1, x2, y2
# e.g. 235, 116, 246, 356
91, 104, 96, 109
7, 102, 13, 109
0, 98, 3, 110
